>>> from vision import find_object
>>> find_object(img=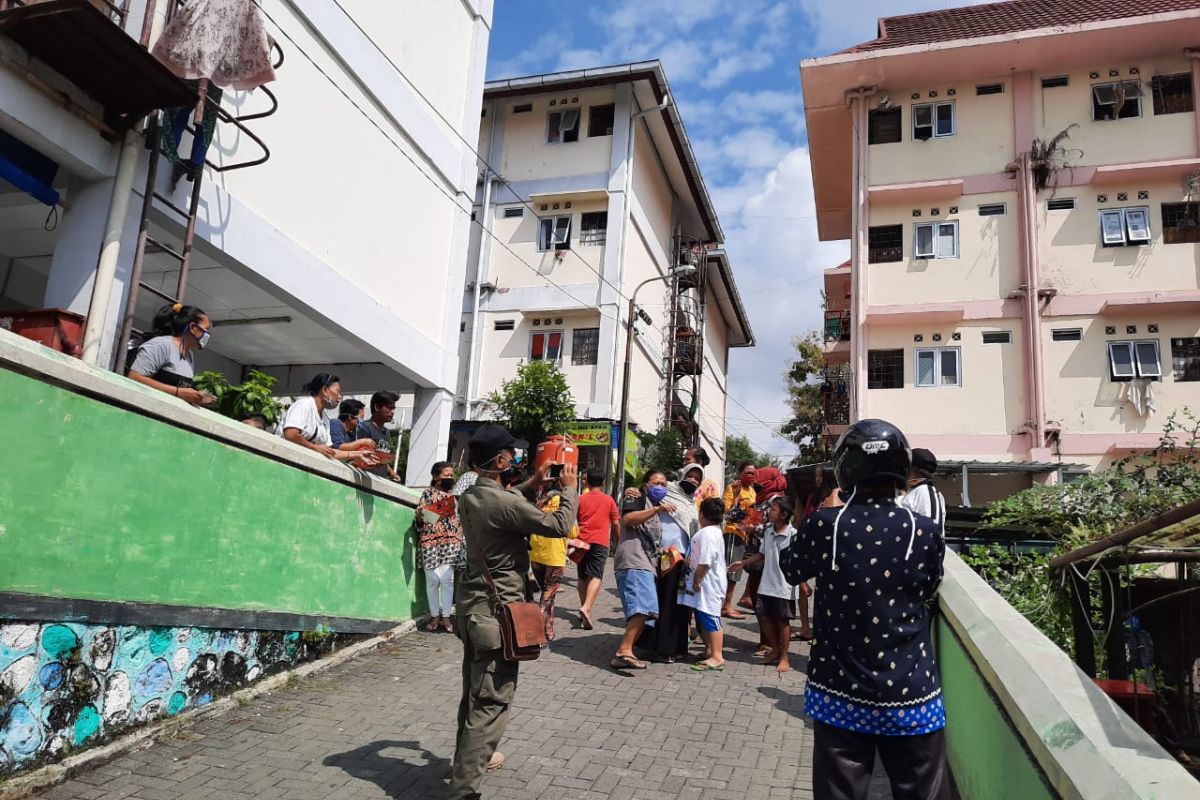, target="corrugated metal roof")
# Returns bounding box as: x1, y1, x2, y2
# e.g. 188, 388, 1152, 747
936, 460, 1090, 475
